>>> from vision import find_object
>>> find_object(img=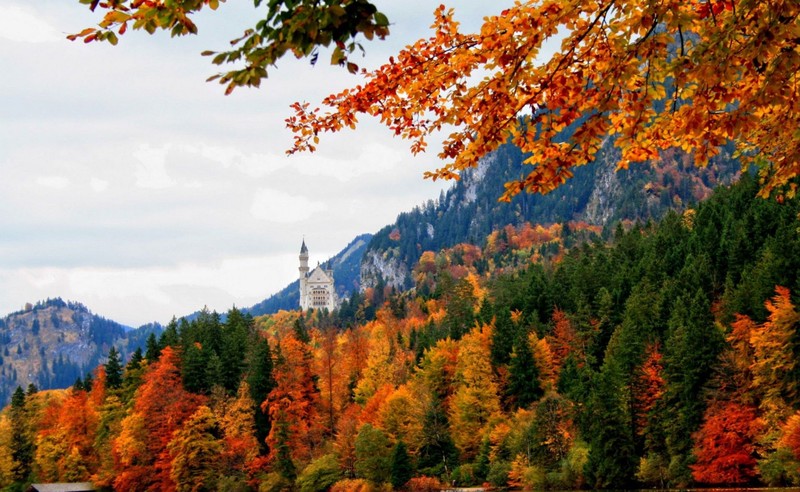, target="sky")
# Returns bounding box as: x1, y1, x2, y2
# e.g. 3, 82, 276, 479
0, 1, 510, 327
